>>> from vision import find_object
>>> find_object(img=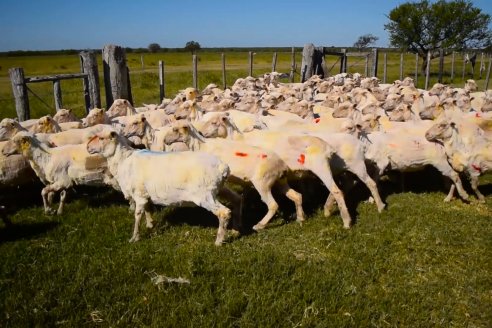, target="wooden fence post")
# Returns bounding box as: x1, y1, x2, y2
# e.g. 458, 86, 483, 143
102, 44, 131, 108
450, 51, 455, 82
383, 53, 387, 83
485, 55, 492, 91
415, 53, 419, 85
9, 67, 30, 121
159, 60, 165, 102
222, 53, 226, 89
479, 52, 484, 79
341, 48, 347, 74
372, 48, 379, 77
438, 49, 444, 83
272, 52, 277, 72
192, 54, 198, 89
399, 53, 404, 80
462, 53, 466, 81
425, 51, 431, 90
249, 51, 254, 76
79, 50, 101, 112
290, 47, 295, 83
301, 44, 315, 82
364, 54, 369, 77
53, 80, 62, 110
